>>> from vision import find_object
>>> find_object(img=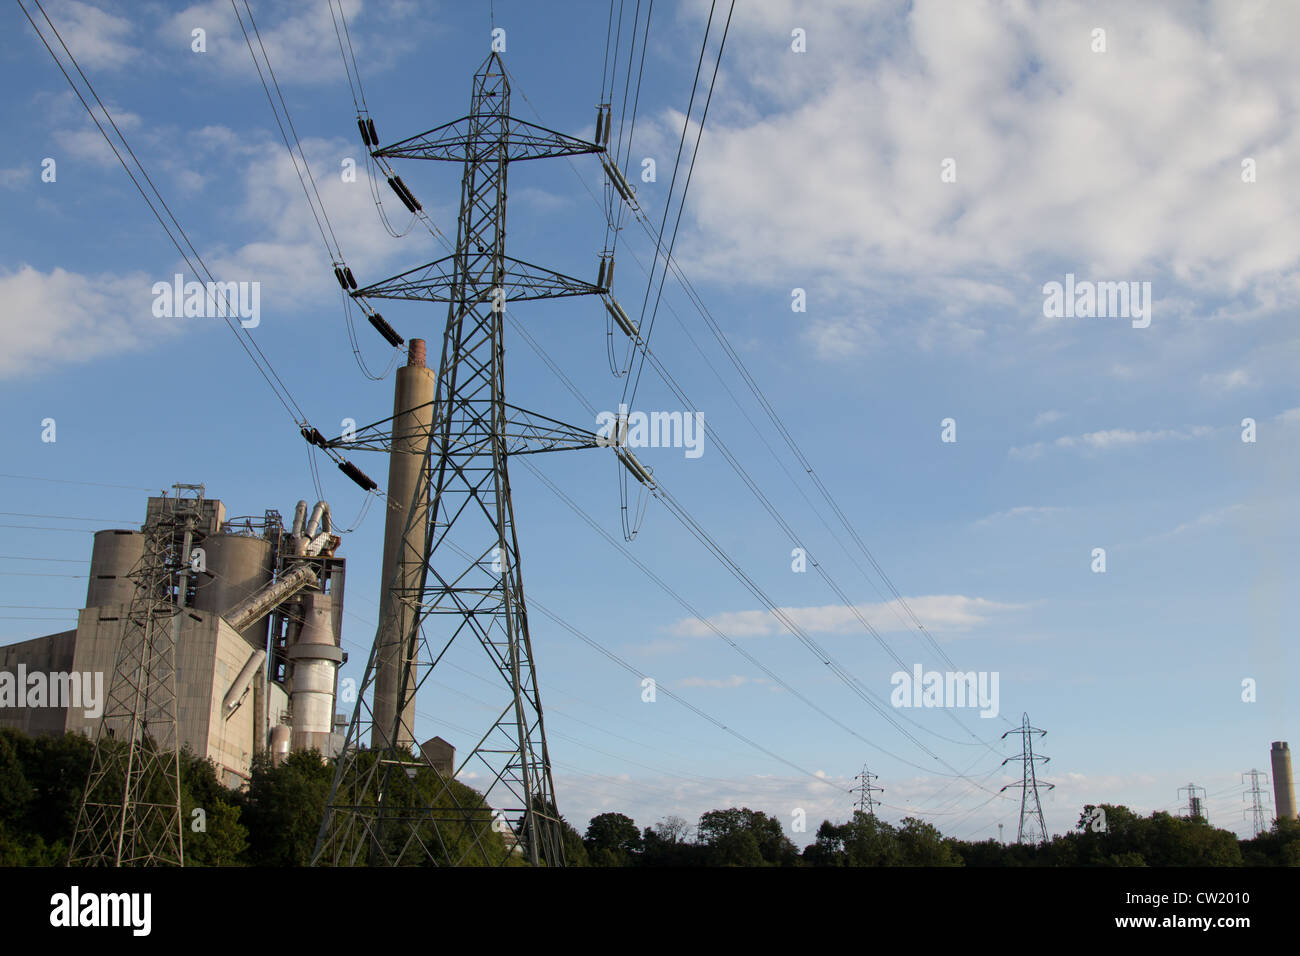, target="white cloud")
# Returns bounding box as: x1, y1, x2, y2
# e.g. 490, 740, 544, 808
0, 264, 179, 377
41, 1, 138, 70
1033, 410, 1064, 427
205, 136, 433, 305
674, 675, 759, 689
1201, 368, 1252, 390
160, 0, 430, 86
0, 125, 427, 379
1144, 503, 1244, 543
971, 505, 1067, 527
658, 0, 1300, 360
1011, 425, 1214, 458
52, 104, 142, 167
669, 594, 1022, 639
